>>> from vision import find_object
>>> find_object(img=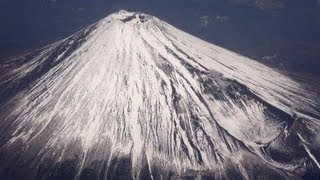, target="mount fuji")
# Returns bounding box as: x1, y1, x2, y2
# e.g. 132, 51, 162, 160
0, 10, 319, 179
